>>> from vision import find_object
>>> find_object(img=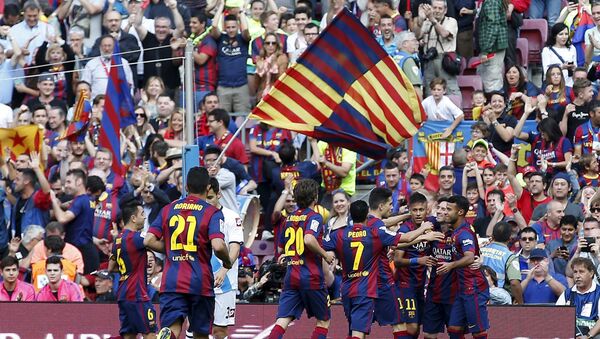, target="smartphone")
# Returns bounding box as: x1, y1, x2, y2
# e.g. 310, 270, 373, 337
582, 237, 596, 252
